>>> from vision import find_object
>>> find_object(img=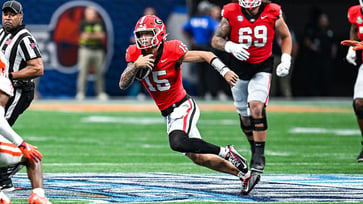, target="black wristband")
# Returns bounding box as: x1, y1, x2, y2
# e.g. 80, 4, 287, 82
8, 72, 13, 80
